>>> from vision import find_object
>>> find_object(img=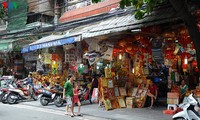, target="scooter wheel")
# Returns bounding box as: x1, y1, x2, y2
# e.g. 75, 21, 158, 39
1, 94, 8, 104
54, 96, 64, 107
0, 93, 5, 102
7, 93, 17, 104
40, 97, 49, 106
